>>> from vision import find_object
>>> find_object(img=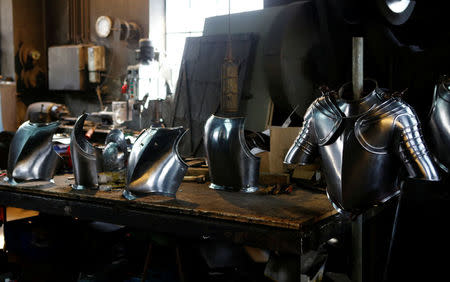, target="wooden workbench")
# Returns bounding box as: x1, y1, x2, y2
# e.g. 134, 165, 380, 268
0, 175, 345, 254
